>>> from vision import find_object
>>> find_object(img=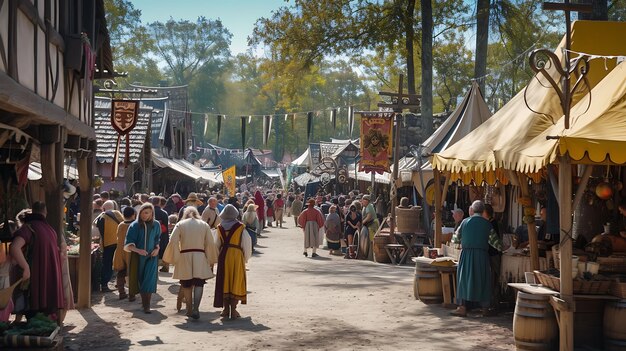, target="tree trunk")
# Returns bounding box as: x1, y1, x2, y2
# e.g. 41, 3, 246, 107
420, 0, 433, 136
475, 0, 490, 92
578, 0, 608, 20
405, 0, 416, 96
